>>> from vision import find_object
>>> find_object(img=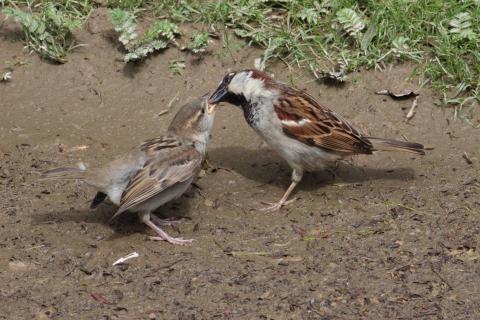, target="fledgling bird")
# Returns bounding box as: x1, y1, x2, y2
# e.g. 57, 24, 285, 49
40, 97, 216, 245
209, 69, 425, 212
